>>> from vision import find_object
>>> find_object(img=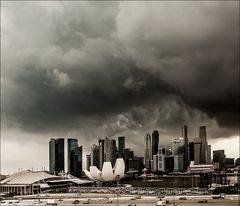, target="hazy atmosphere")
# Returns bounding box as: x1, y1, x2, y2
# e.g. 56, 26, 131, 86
1, 1, 239, 174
